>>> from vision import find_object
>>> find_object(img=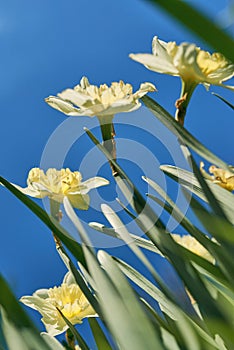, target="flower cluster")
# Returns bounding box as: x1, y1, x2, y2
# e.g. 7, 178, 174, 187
13, 167, 109, 209
200, 162, 234, 192
45, 77, 156, 118
130, 36, 234, 91
20, 272, 96, 336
